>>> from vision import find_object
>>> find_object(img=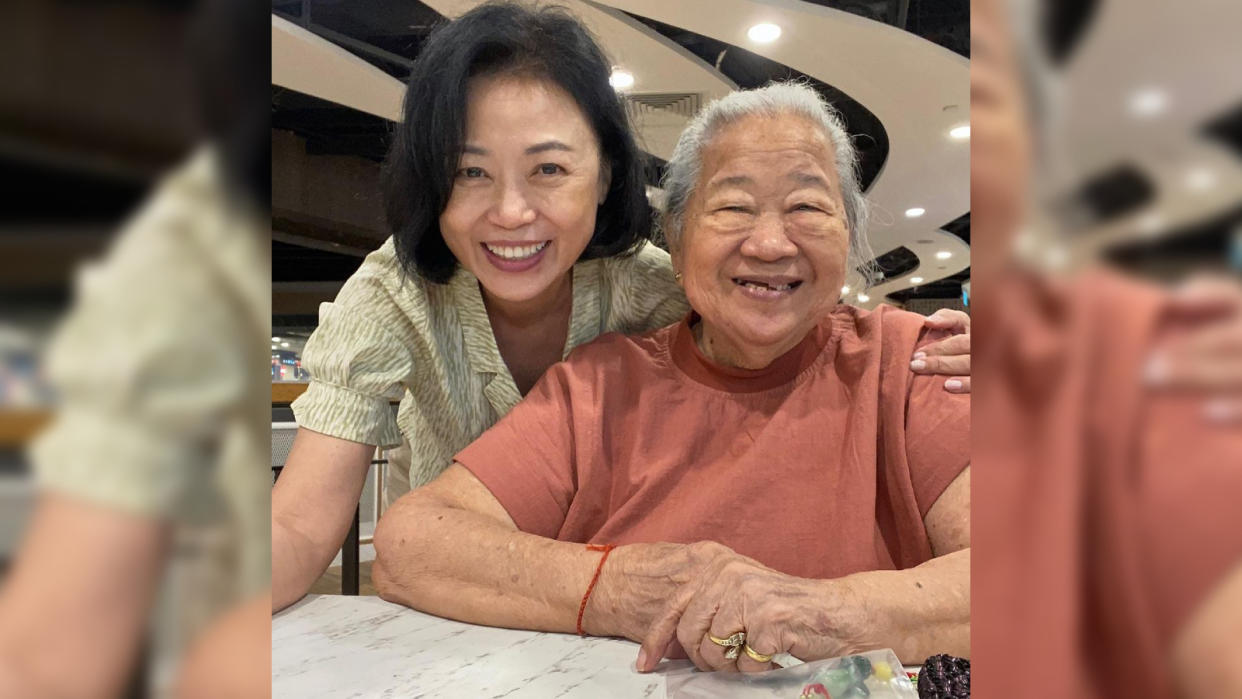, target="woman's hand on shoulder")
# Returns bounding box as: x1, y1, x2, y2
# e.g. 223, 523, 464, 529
913, 309, 971, 394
